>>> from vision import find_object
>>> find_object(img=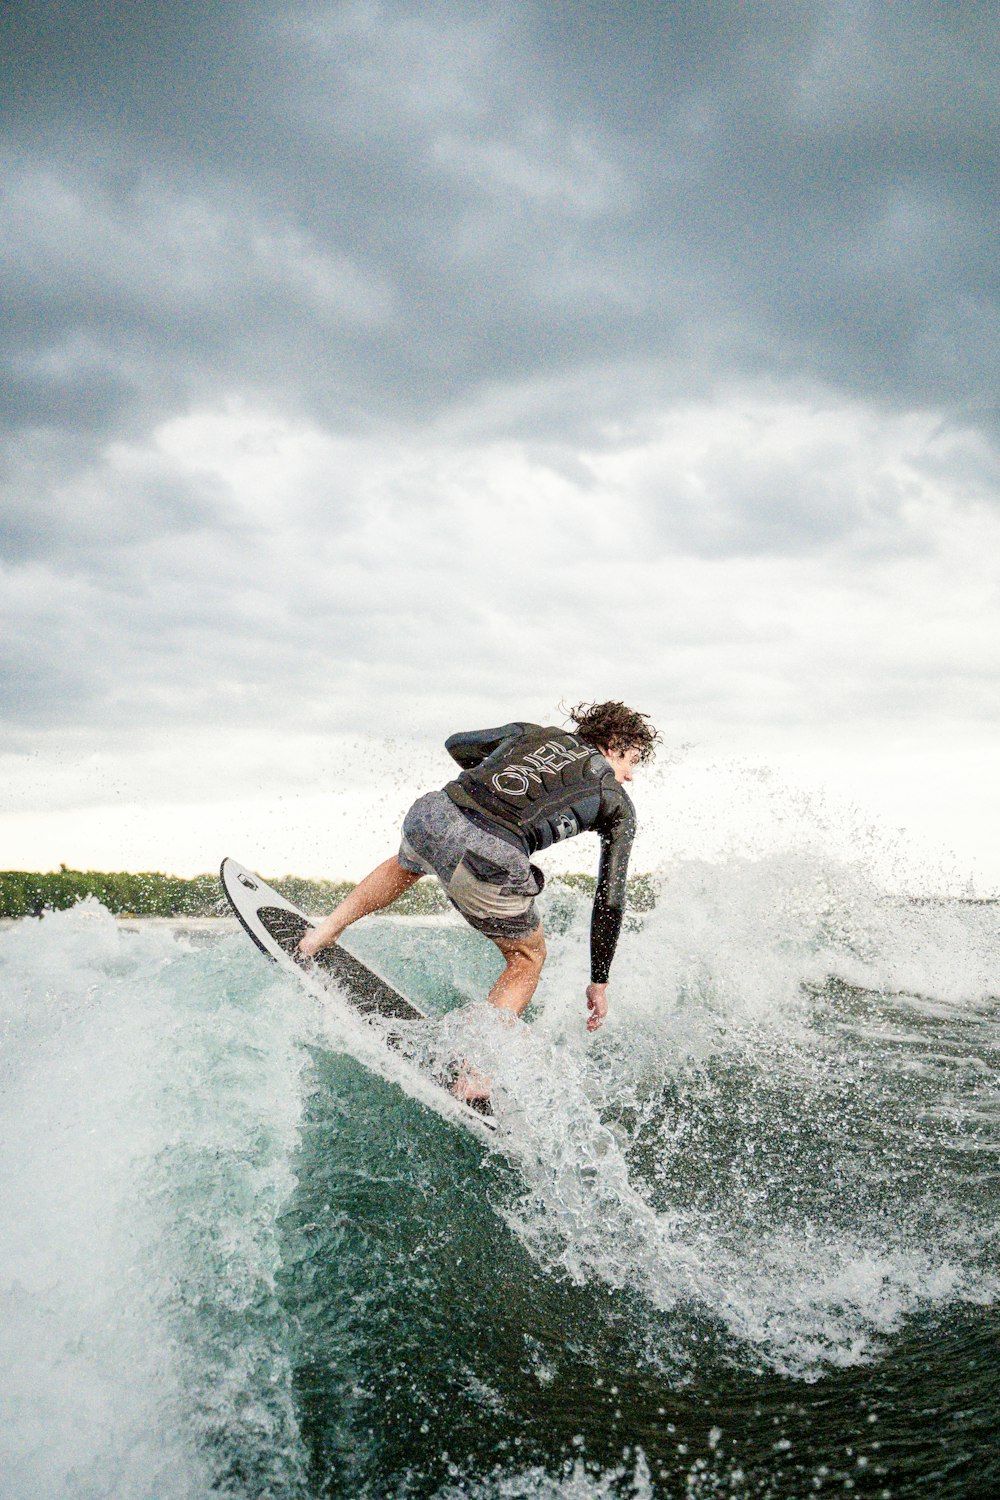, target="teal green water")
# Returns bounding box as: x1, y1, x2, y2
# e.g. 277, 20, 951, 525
1, 857, 997, 1497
